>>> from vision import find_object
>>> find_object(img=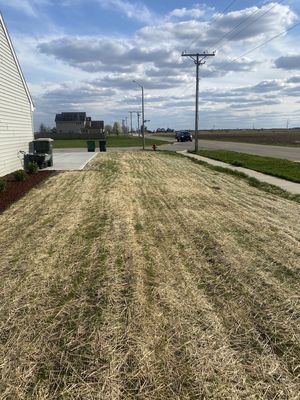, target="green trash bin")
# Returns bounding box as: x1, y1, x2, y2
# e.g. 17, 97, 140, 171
87, 140, 95, 152
99, 140, 107, 152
